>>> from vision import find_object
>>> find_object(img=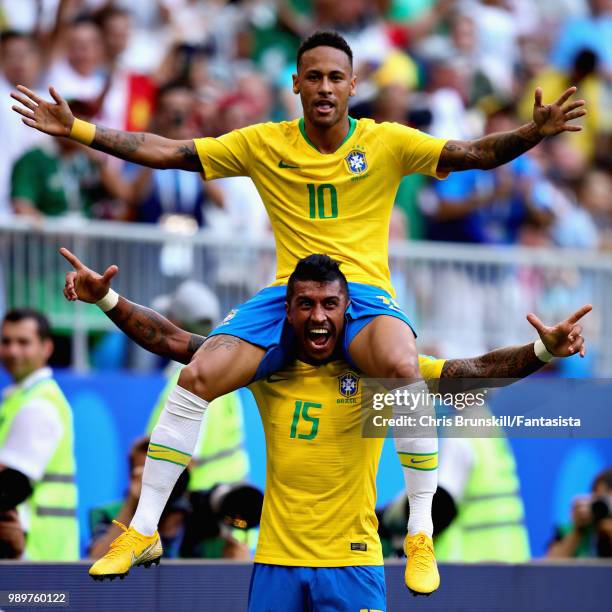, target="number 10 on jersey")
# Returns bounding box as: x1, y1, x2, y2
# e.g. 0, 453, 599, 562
307, 183, 338, 219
